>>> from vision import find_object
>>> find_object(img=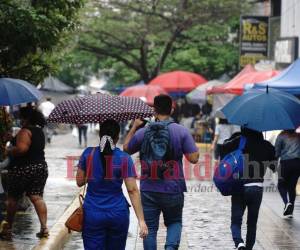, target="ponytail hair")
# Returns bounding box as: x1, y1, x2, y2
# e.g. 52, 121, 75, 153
99, 120, 120, 177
